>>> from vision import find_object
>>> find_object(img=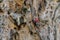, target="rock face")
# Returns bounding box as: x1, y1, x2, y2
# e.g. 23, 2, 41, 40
0, 0, 60, 40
